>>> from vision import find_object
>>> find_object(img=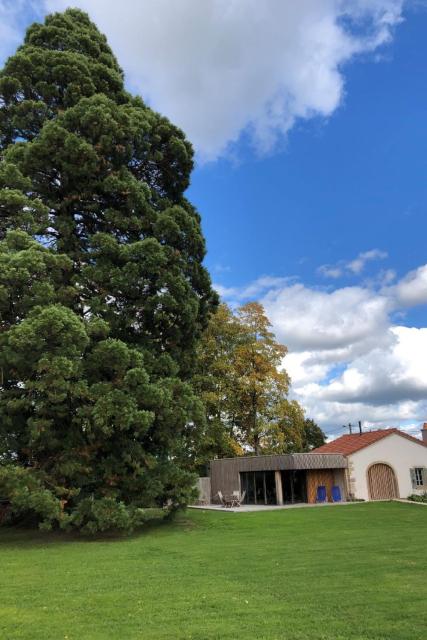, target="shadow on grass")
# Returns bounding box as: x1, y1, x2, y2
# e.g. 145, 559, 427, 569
1, 502, 418, 550
0, 510, 197, 550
